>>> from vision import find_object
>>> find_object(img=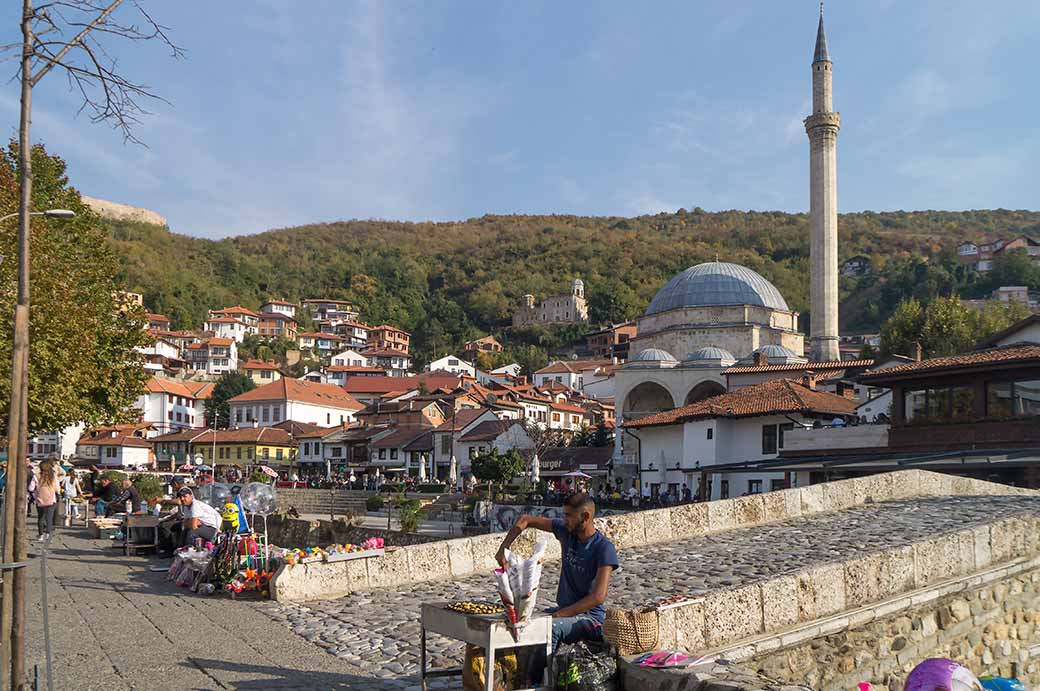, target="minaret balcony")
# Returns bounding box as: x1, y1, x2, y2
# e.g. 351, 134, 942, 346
803, 112, 841, 132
